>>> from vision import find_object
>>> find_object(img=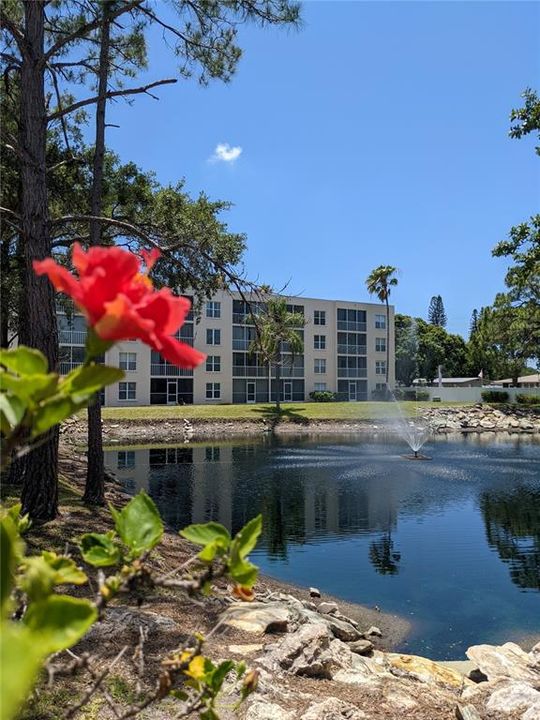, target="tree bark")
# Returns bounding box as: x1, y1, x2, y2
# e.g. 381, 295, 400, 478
19, 0, 59, 521
84, 2, 111, 506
